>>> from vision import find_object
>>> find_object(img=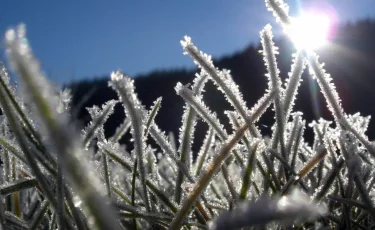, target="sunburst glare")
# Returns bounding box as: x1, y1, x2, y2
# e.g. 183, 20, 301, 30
285, 12, 331, 51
